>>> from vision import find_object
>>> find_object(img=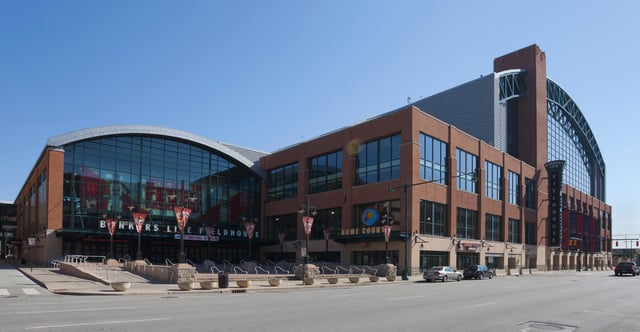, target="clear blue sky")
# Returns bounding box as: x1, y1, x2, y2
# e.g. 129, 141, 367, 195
1, 1, 638, 235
